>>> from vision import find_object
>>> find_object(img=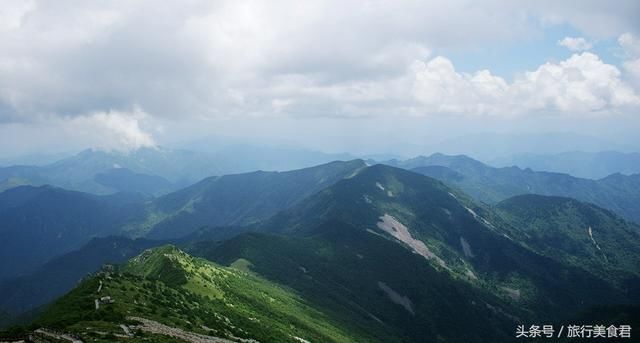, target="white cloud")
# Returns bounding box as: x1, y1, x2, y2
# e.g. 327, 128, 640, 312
557, 37, 593, 51
512, 53, 639, 112
64, 108, 156, 151
0, 107, 156, 156
411, 53, 639, 115
411, 57, 508, 115
0, 0, 638, 130
0, 0, 36, 31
